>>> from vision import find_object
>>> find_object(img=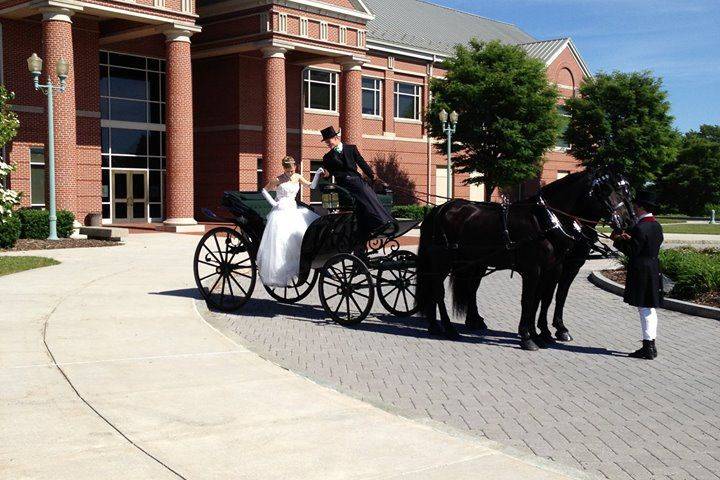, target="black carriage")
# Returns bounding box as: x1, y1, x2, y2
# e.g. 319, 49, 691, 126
193, 184, 420, 325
